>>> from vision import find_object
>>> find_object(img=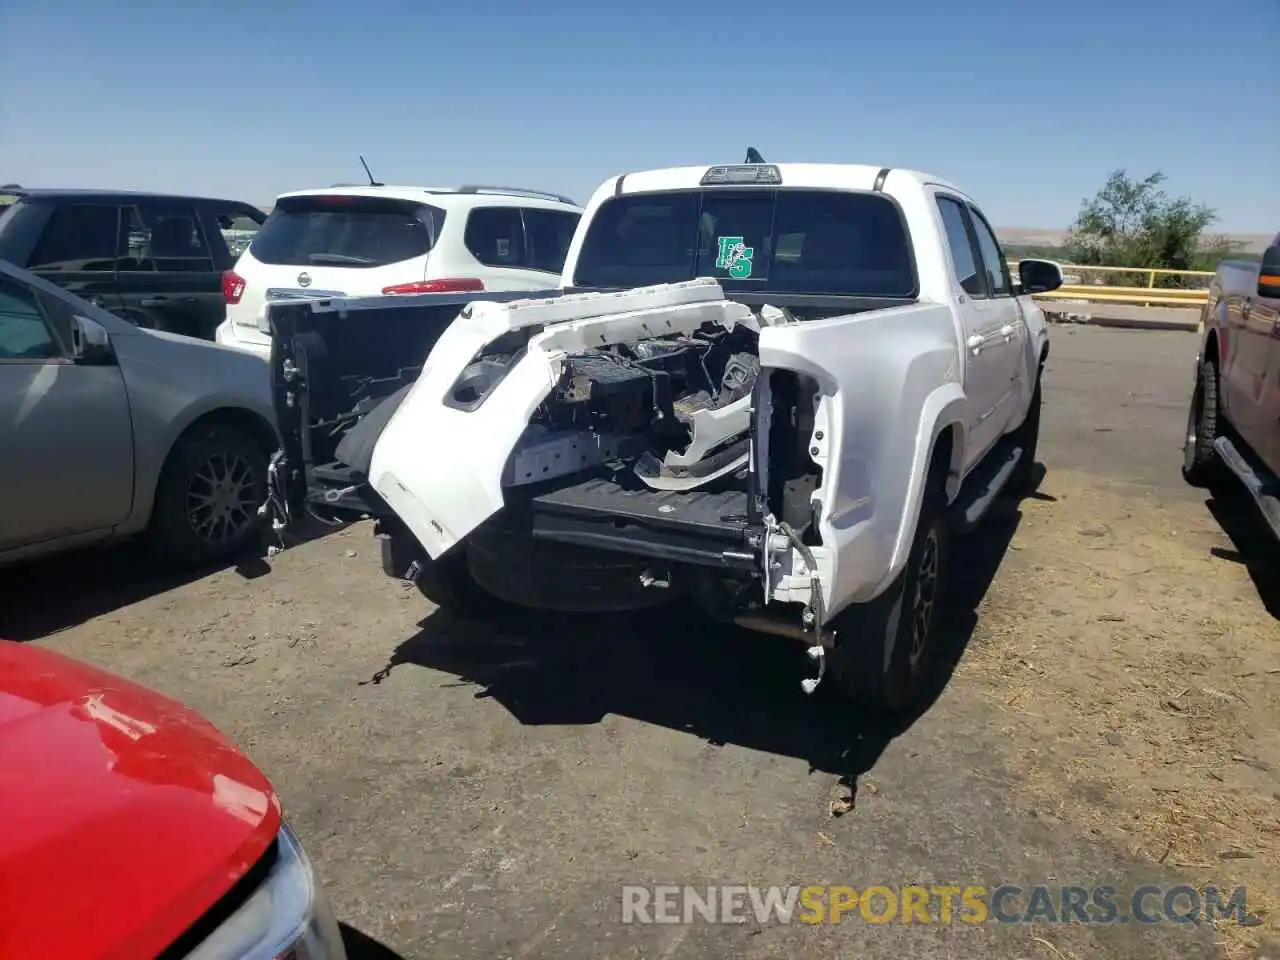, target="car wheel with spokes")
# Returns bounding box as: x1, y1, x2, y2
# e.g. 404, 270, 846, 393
150, 422, 269, 565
